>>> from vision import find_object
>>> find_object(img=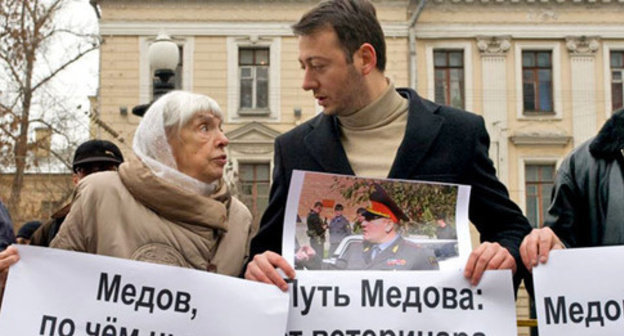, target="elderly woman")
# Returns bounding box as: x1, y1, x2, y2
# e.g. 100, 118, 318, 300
0, 91, 255, 278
